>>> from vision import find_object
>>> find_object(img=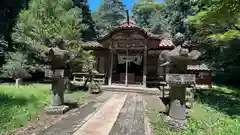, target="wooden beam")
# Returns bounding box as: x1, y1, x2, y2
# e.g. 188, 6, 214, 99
112, 47, 144, 50
125, 49, 128, 87
143, 43, 148, 87
108, 50, 113, 86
